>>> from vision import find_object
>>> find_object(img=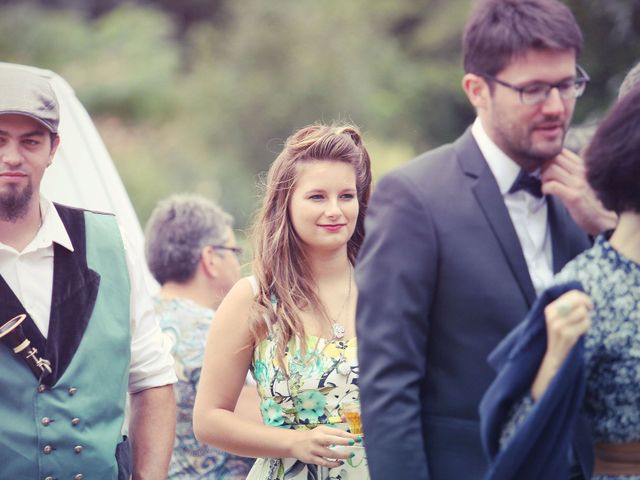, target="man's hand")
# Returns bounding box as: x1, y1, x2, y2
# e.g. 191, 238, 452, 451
541, 148, 617, 235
